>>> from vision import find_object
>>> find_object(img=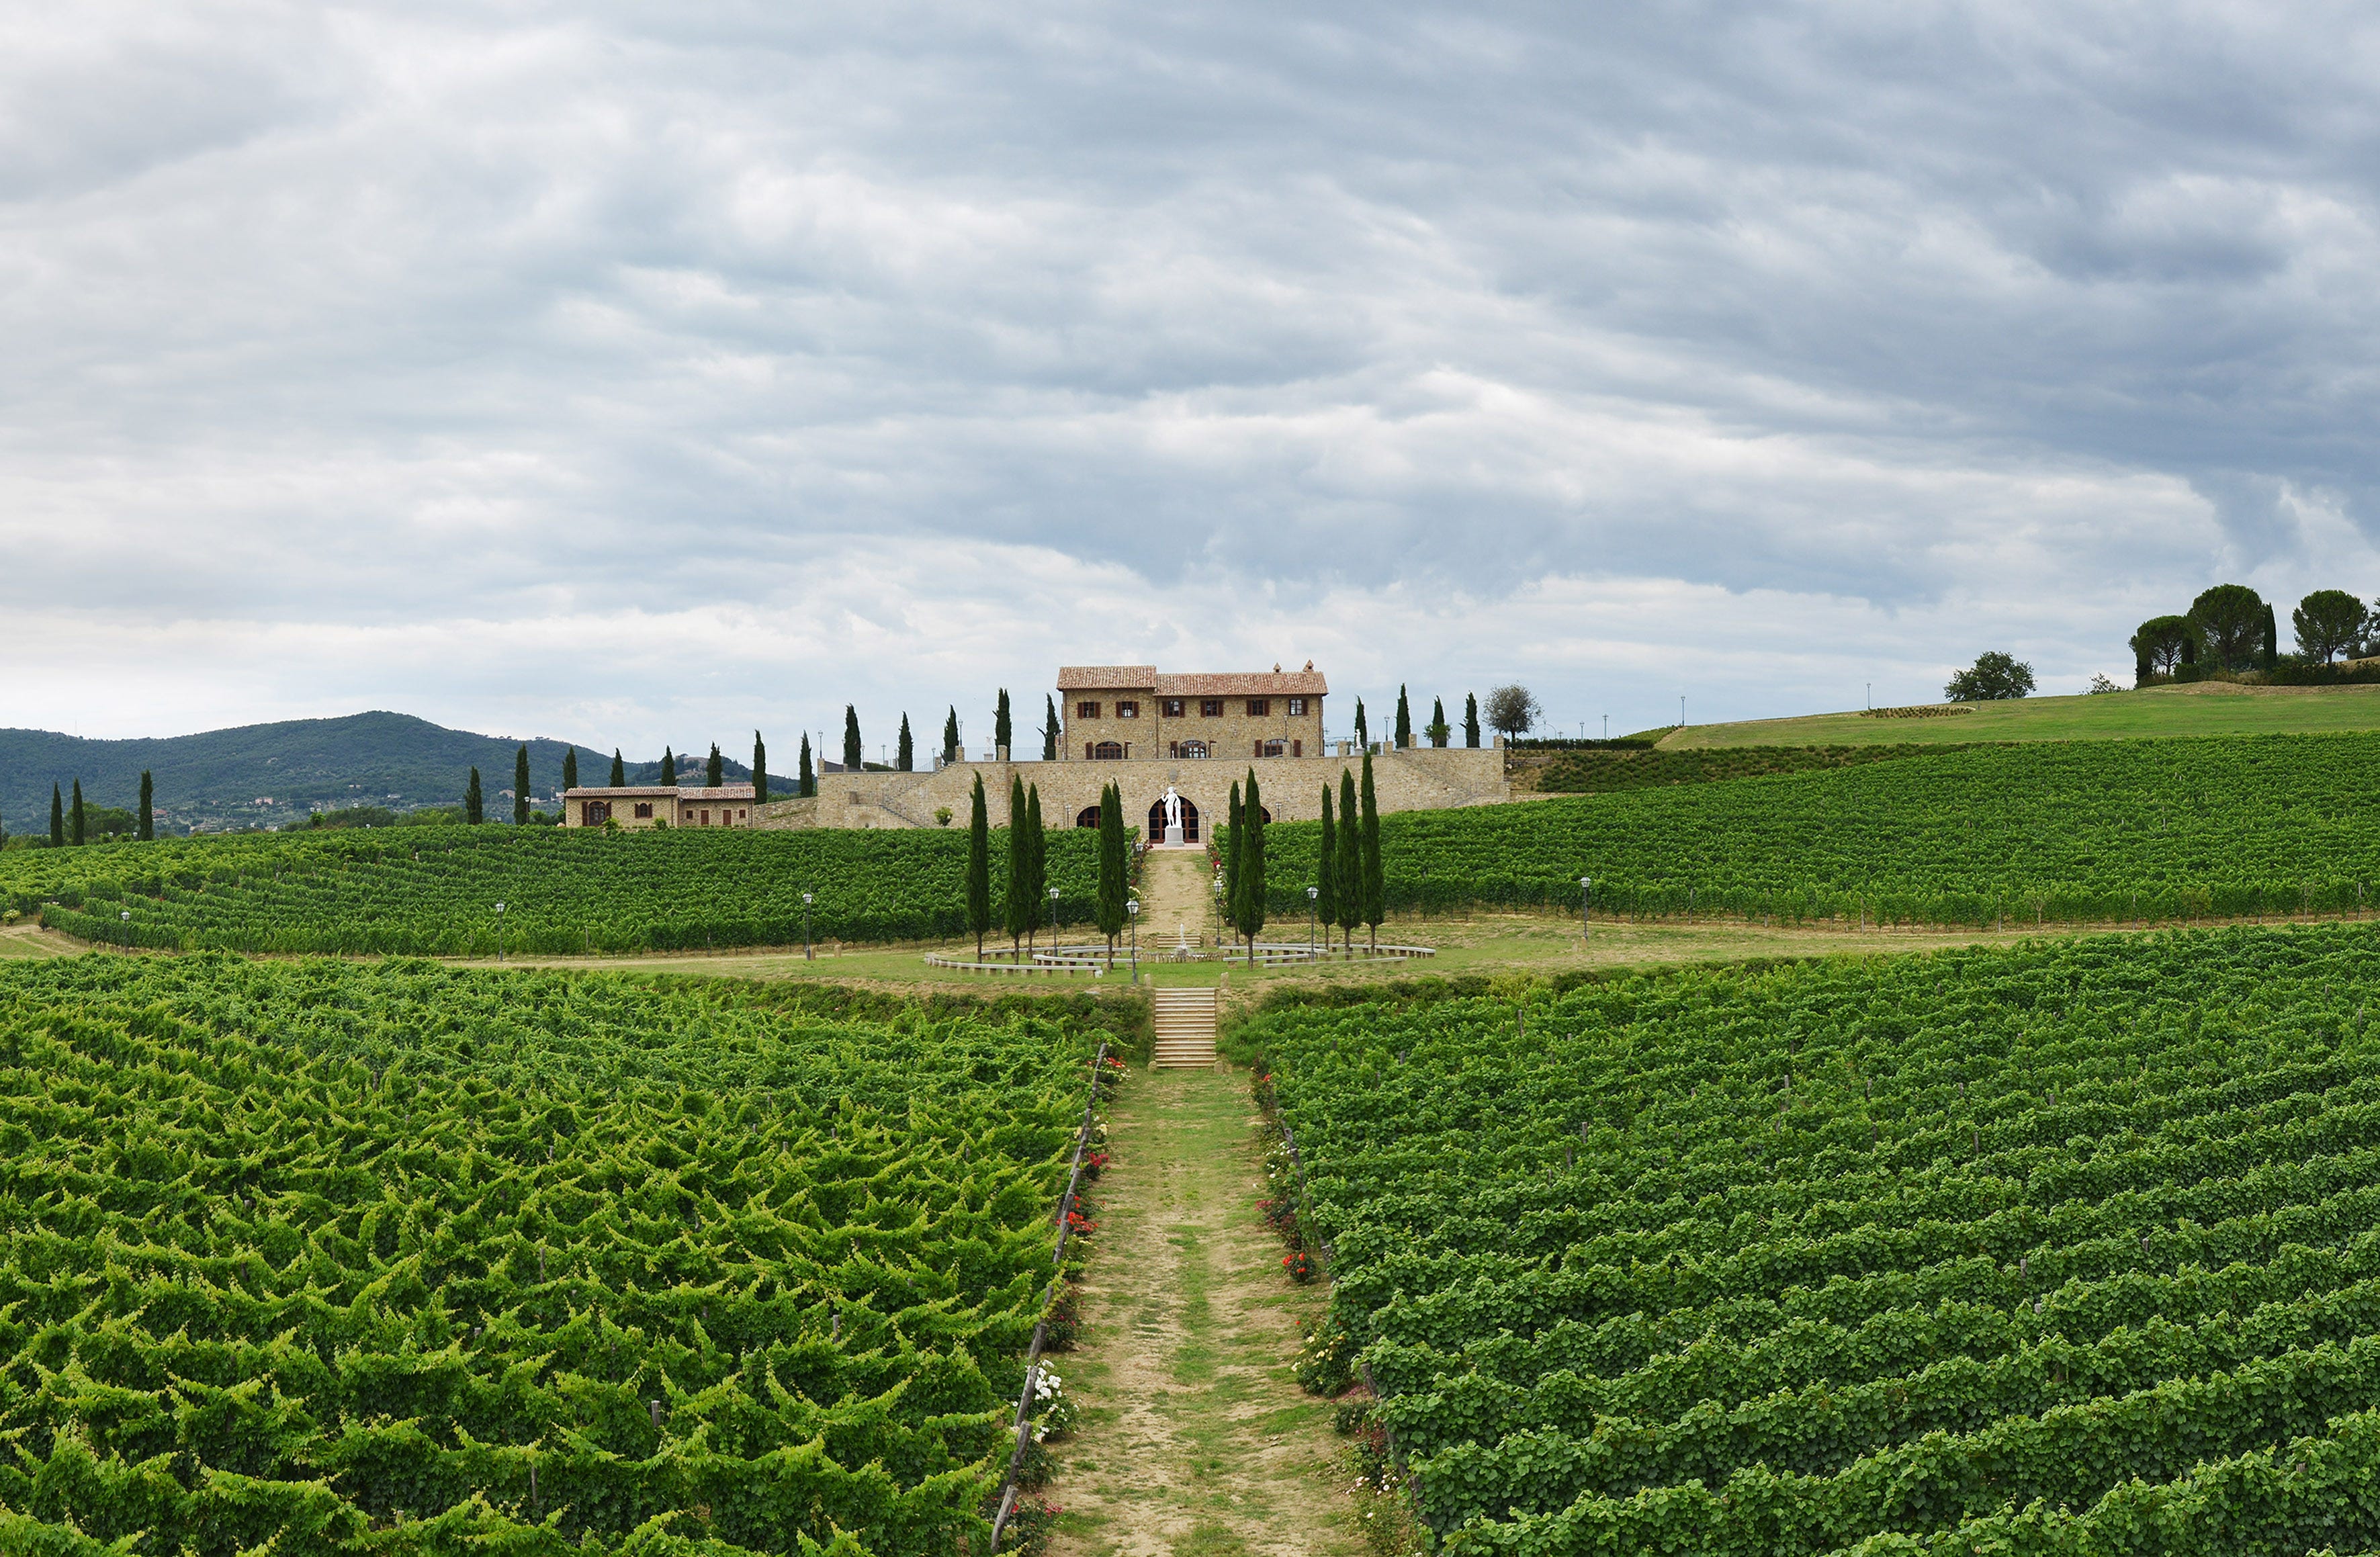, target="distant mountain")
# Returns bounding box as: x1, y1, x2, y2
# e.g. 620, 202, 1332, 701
0, 713, 758, 835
